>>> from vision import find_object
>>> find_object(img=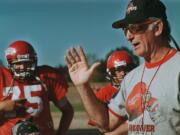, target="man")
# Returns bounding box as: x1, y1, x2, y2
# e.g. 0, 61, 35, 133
64, 0, 180, 135
88, 50, 136, 135
0, 40, 74, 135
